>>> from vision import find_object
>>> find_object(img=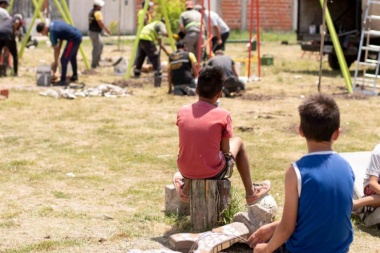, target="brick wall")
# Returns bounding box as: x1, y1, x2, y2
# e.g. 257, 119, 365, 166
135, 0, 293, 32
223, 0, 292, 31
